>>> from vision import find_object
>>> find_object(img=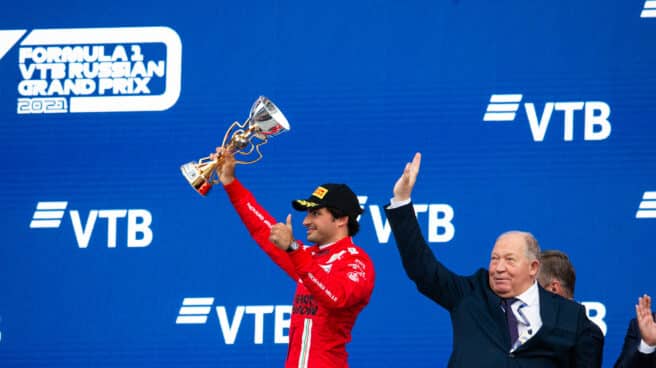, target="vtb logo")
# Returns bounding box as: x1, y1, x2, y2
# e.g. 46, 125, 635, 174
176, 297, 291, 345
483, 94, 611, 142
29, 201, 153, 248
